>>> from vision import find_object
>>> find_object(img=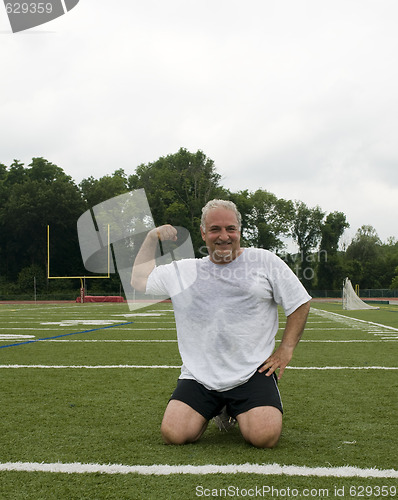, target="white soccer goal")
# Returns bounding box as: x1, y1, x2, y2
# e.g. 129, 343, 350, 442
342, 278, 379, 310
